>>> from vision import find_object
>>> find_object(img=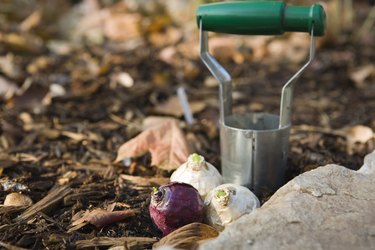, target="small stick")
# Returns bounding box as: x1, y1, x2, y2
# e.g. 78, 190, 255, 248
177, 87, 195, 125
354, 5, 375, 40
291, 125, 346, 137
